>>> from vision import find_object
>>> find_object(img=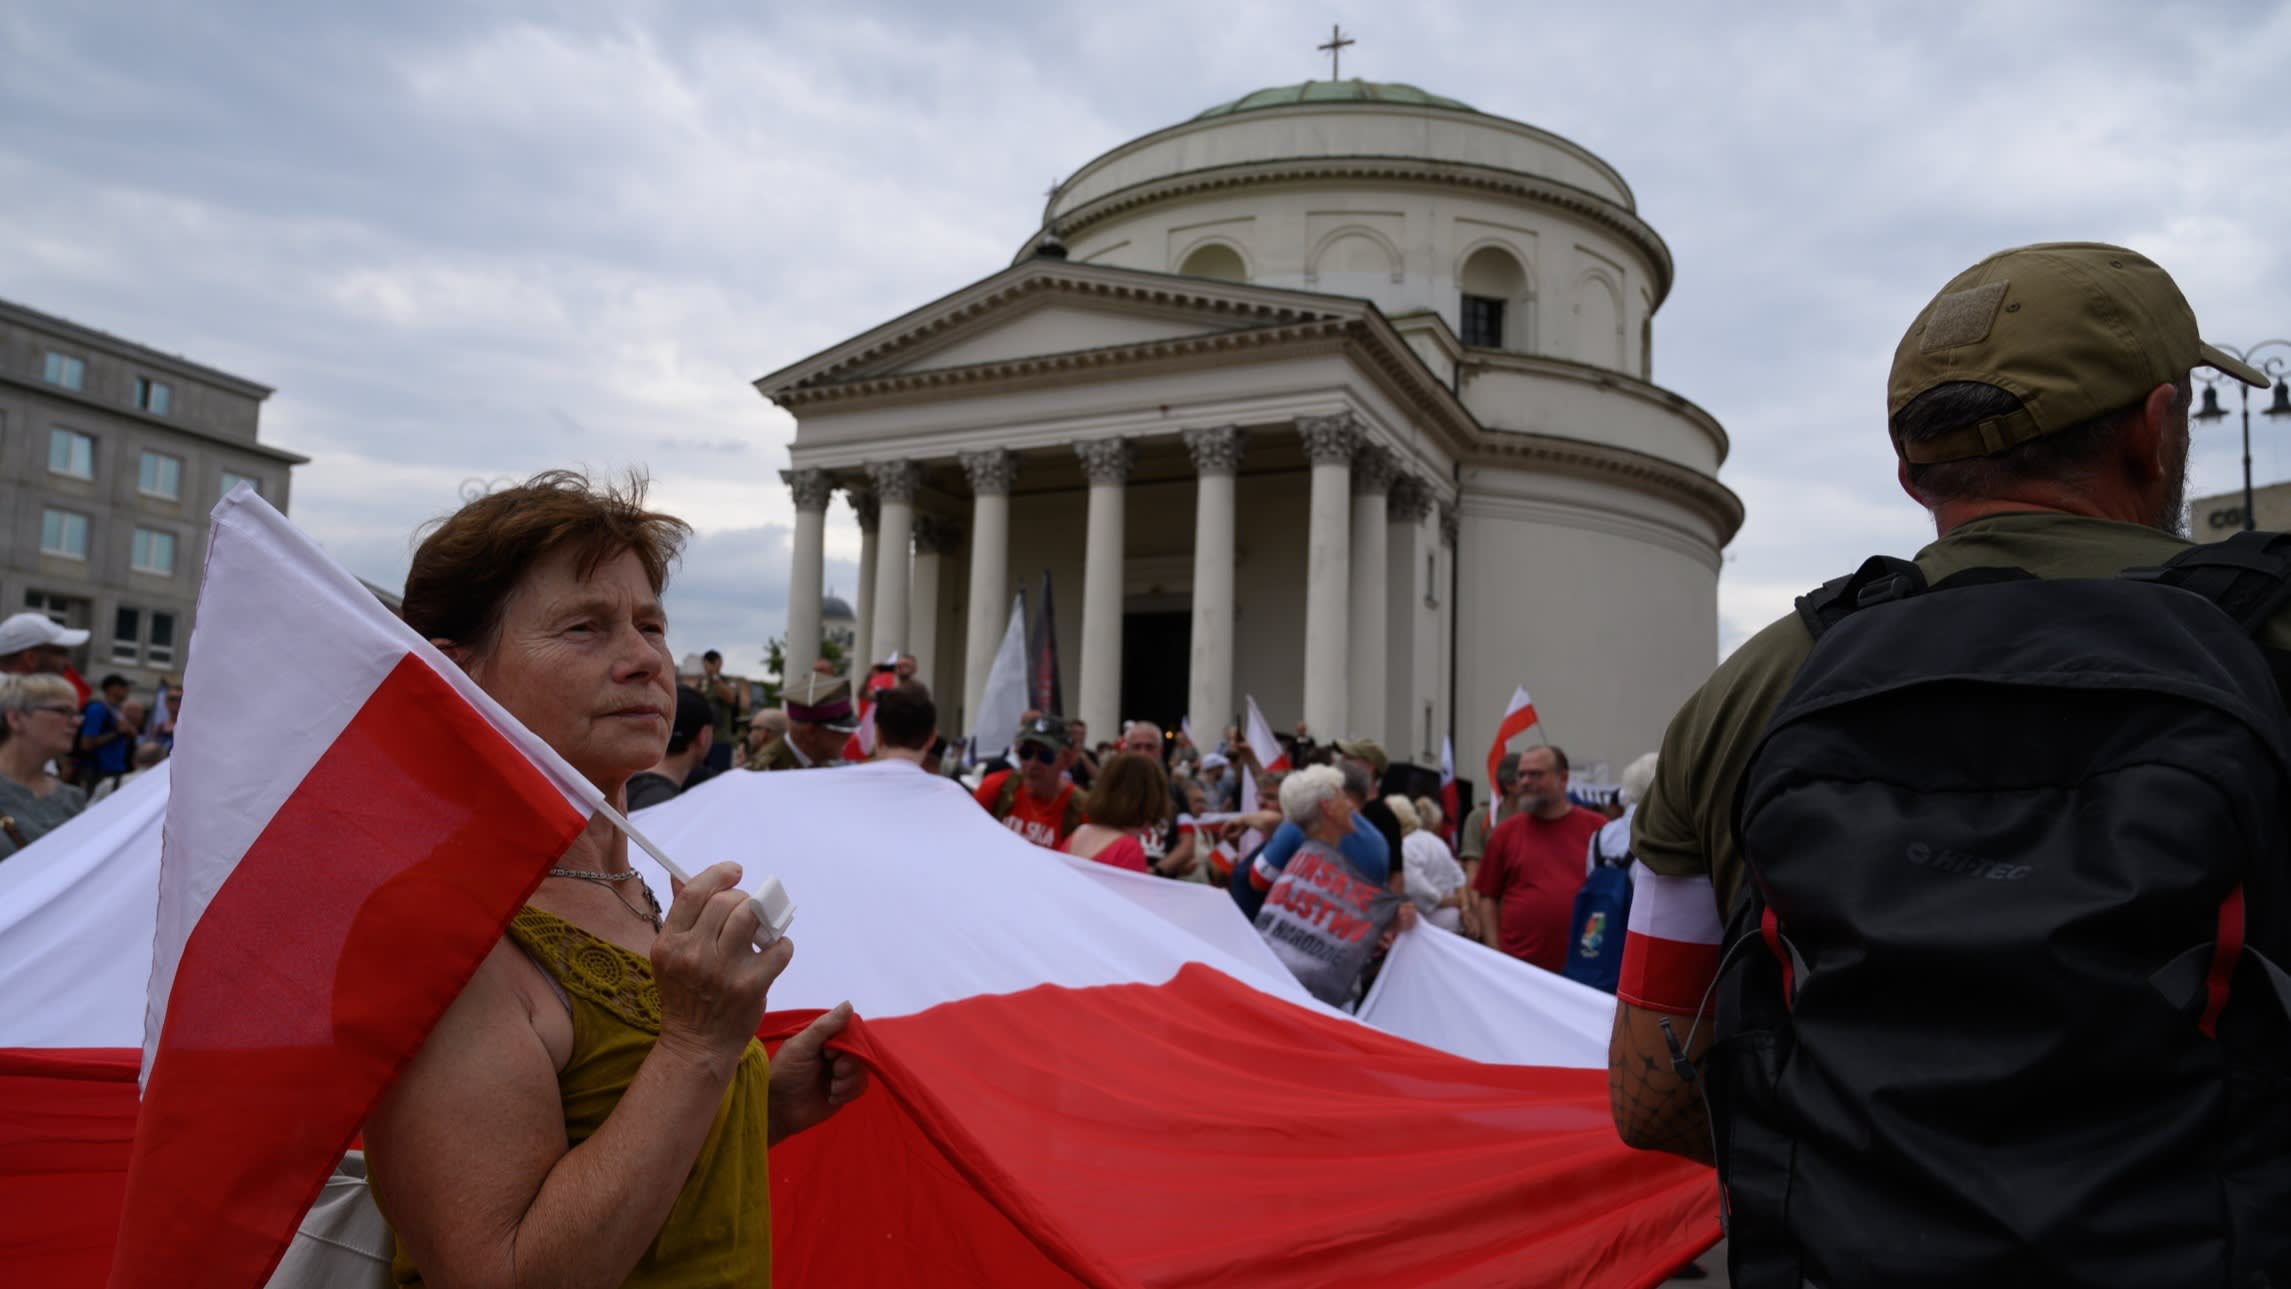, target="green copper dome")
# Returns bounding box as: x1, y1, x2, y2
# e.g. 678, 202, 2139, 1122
1192, 80, 1477, 120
